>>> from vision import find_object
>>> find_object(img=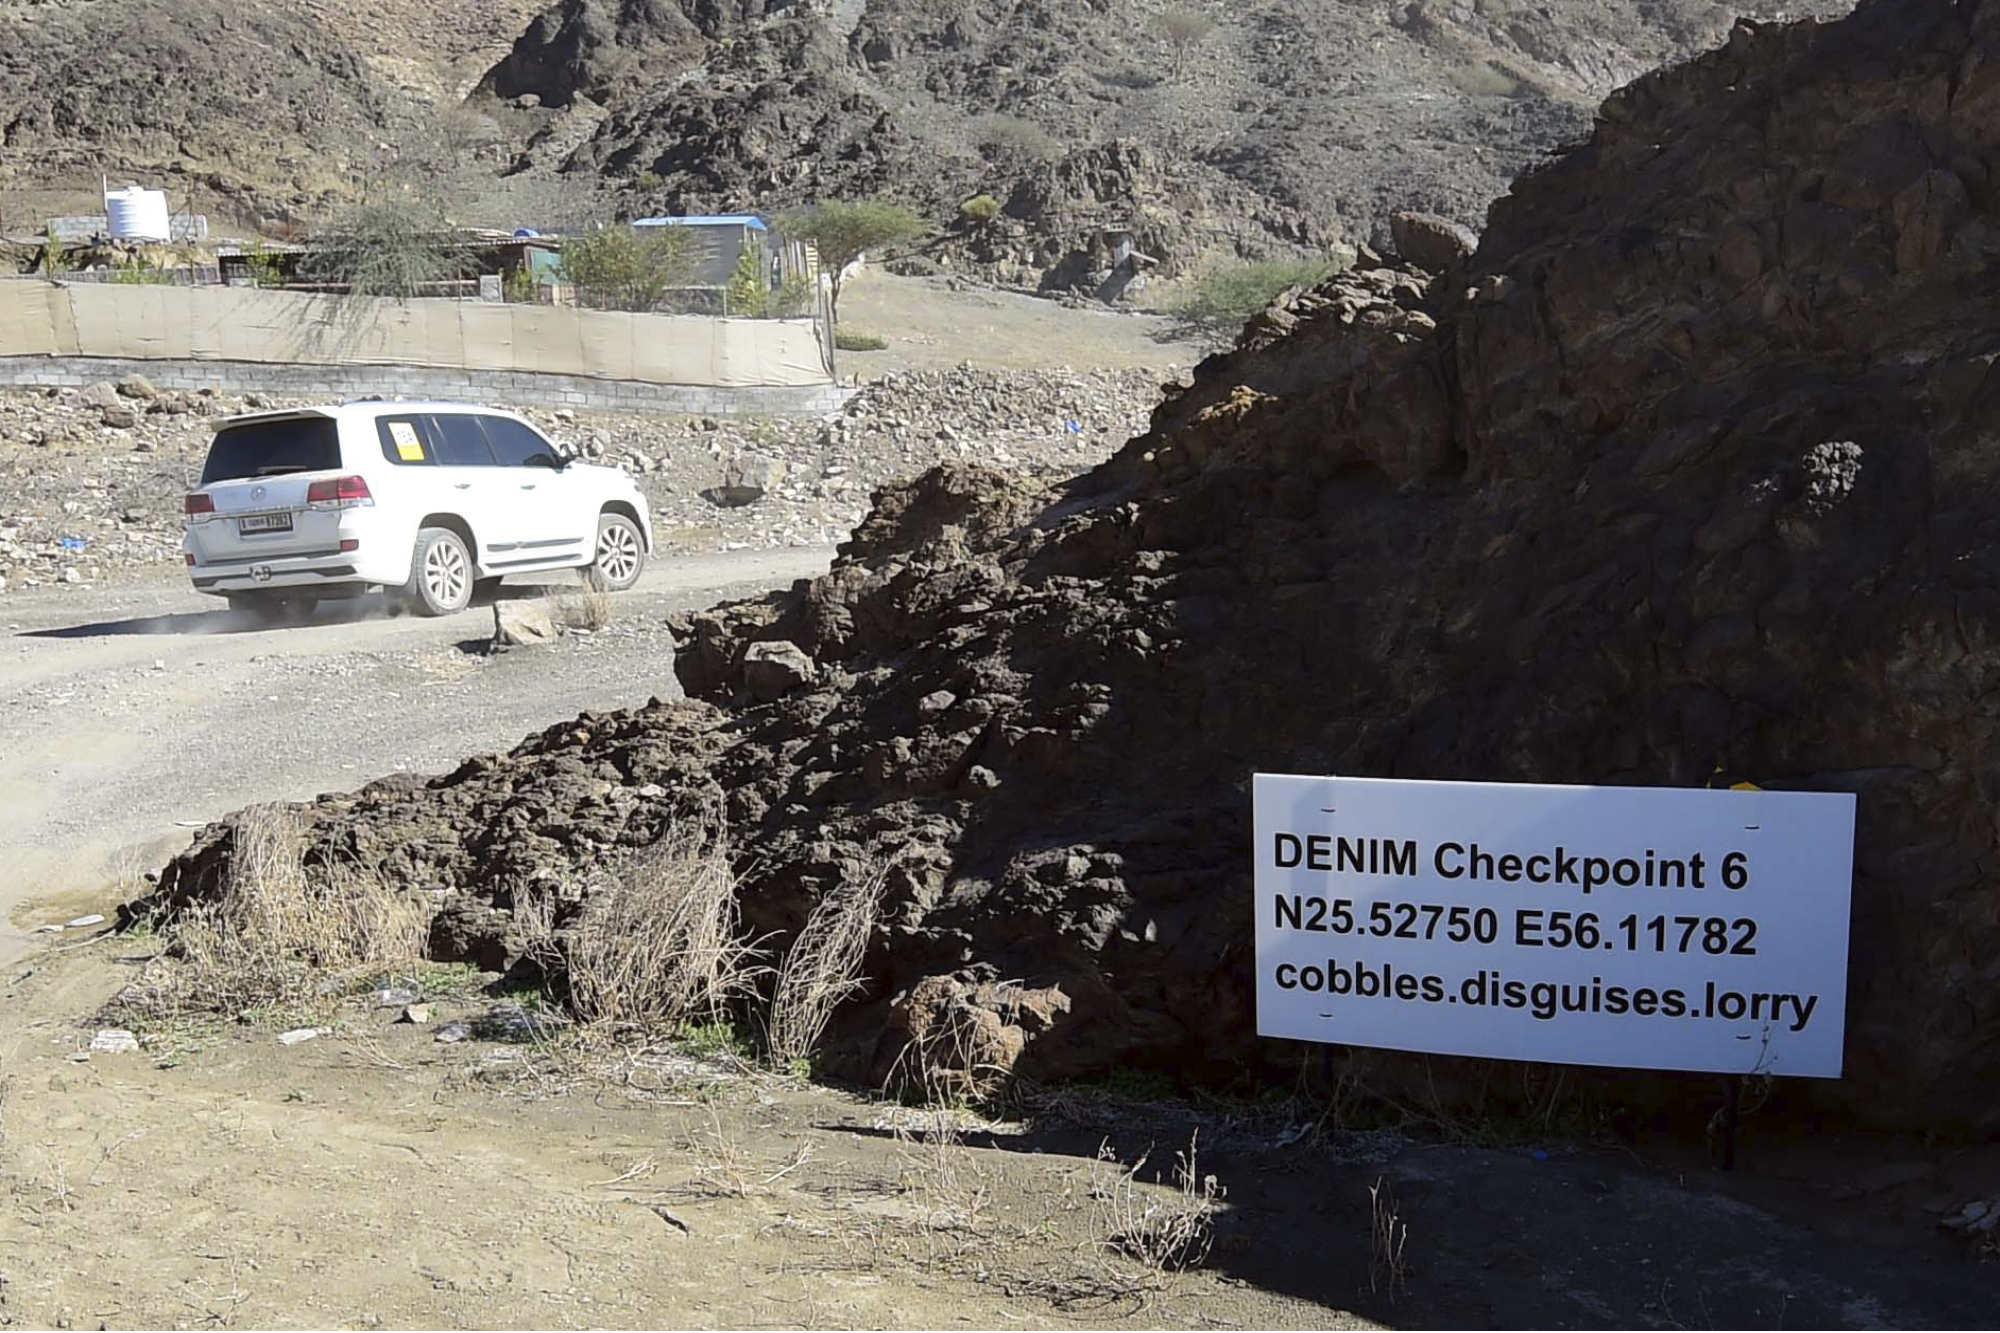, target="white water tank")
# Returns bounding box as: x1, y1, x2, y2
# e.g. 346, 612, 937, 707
105, 185, 171, 242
